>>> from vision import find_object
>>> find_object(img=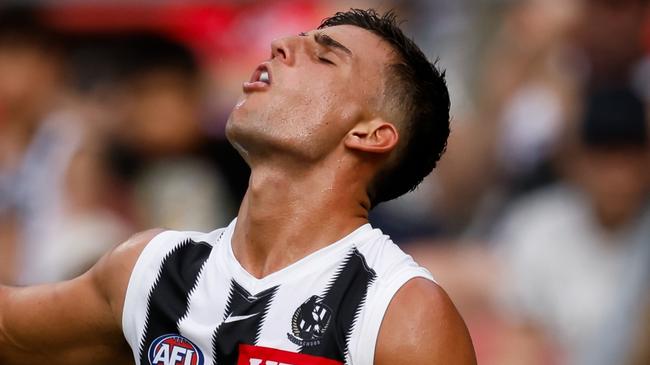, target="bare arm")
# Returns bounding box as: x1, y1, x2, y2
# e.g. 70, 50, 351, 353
375, 278, 477, 365
0, 229, 162, 365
